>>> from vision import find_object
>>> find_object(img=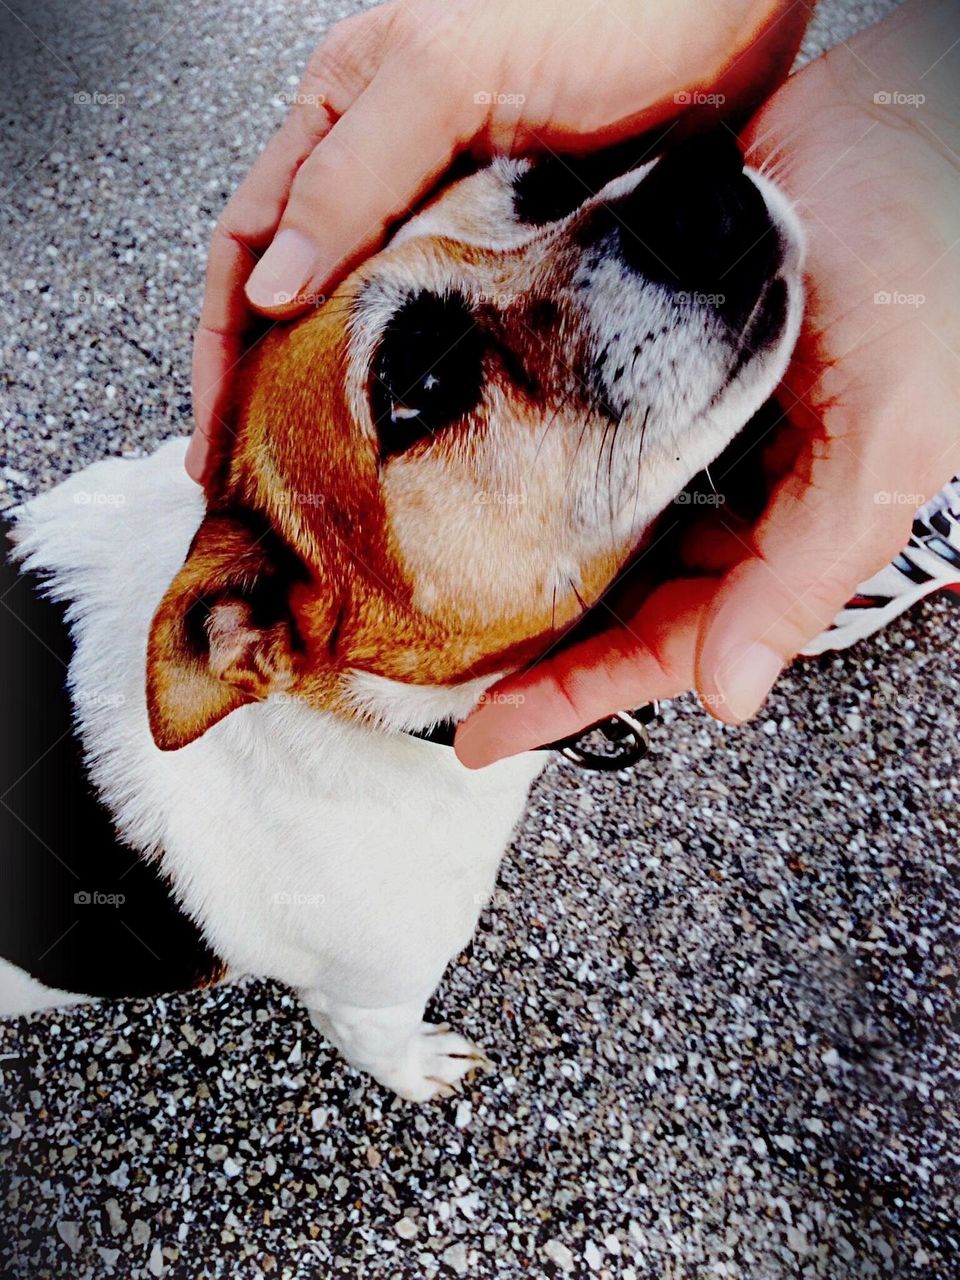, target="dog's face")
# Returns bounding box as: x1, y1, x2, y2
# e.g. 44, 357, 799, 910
148, 132, 804, 748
